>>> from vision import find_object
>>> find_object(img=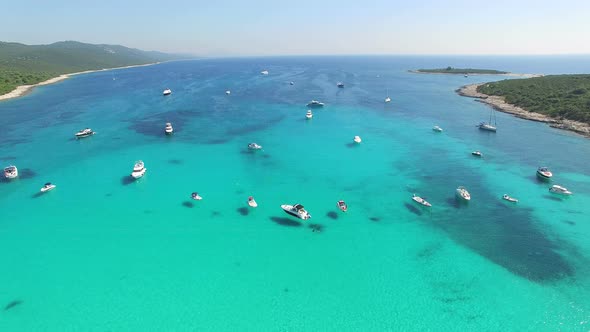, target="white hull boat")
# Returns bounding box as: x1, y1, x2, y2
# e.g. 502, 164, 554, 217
163, 89, 172, 96
192, 192, 203, 200
537, 167, 552, 179
502, 194, 518, 202
307, 100, 325, 107
248, 196, 258, 208
472, 151, 482, 157
456, 186, 471, 201
226, 90, 231, 95
75, 128, 95, 138
248, 142, 262, 150
40, 183, 56, 193
549, 185, 572, 196
433, 126, 443, 132
3, 165, 18, 179
131, 160, 146, 179
412, 194, 432, 207
281, 203, 311, 220
306, 110, 313, 119
165, 123, 173, 135
261, 70, 269, 75
337, 200, 348, 212
353, 136, 362, 143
